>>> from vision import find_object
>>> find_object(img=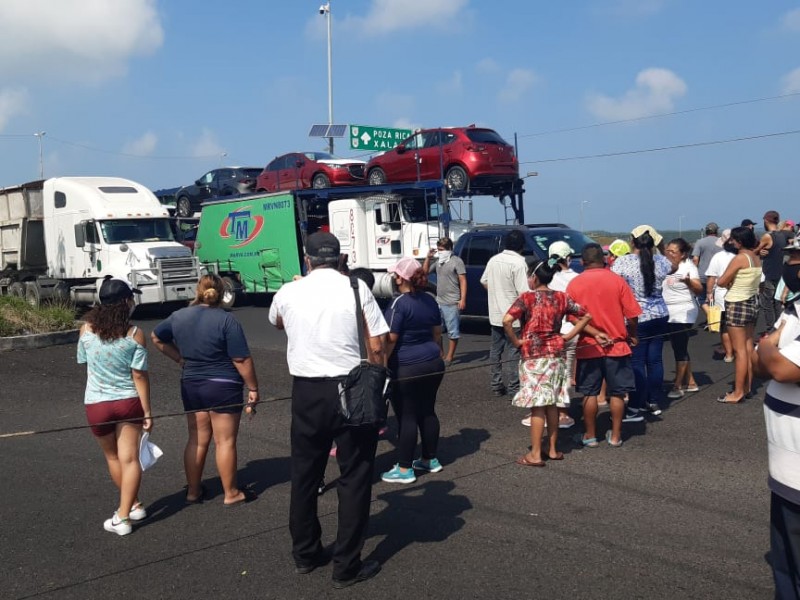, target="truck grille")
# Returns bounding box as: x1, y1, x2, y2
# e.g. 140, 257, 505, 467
157, 257, 197, 281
